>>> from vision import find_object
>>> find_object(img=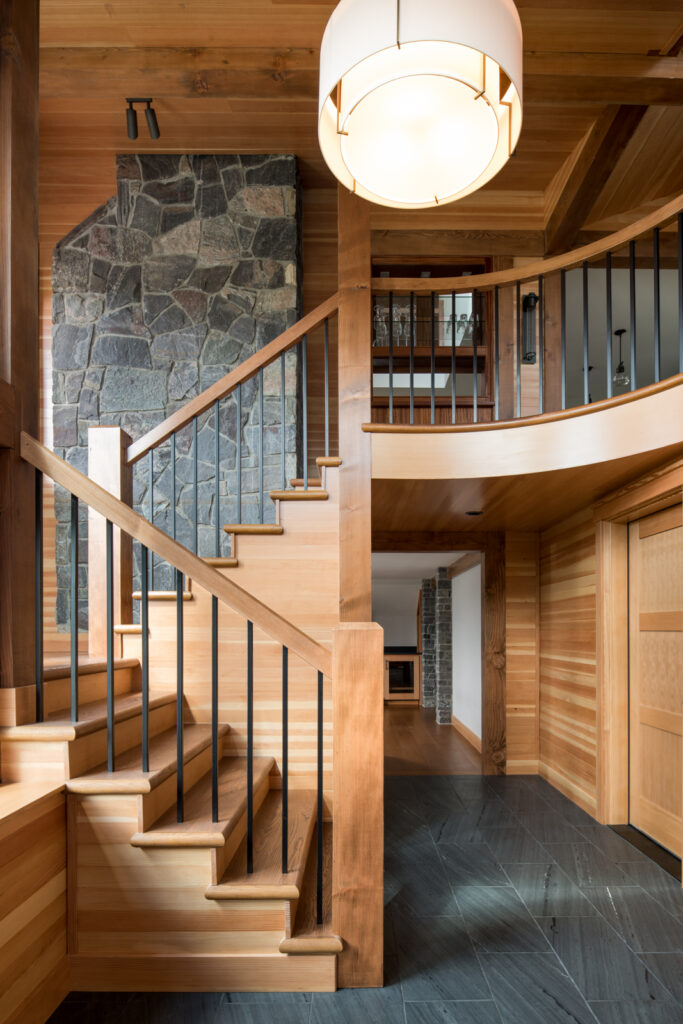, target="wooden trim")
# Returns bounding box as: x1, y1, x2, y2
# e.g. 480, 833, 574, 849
126, 293, 340, 465
638, 504, 682, 538
450, 714, 482, 754
0, 377, 16, 449
593, 456, 683, 523
383, 654, 421, 703
20, 433, 331, 676
482, 533, 506, 774
448, 552, 481, 579
373, 193, 683, 293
